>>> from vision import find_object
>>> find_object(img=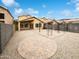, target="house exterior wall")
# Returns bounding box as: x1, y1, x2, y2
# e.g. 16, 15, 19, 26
18, 16, 44, 30
53, 20, 79, 33
33, 18, 44, 30
0, 7, 14, 53
20, 22, 31, 30
0, 8, 13, 24
52, 21, 59, 30
68, 23, 79, 33
19, 16, 27, 21
53, 24, 58, 30
13, 21, 18, 31
59, 24, 66, 31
